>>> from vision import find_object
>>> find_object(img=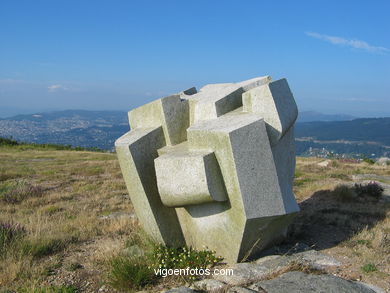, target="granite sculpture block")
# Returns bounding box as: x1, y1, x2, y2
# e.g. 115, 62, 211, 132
115, 76, 300, 262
